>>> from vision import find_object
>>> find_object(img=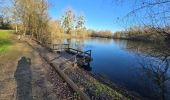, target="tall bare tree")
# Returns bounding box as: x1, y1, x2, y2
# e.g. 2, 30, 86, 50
61, 9, 75, 34
75, 15, 85, 35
